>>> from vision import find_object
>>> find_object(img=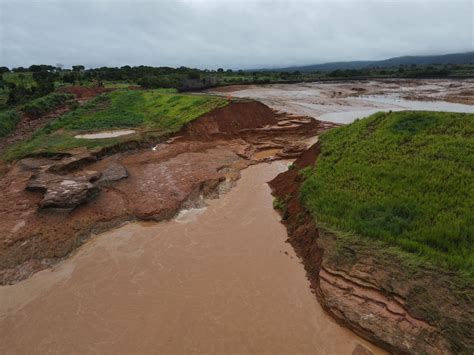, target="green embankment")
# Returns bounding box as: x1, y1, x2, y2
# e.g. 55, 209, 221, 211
3, 89, 227, 161
300, 111, 474, 273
